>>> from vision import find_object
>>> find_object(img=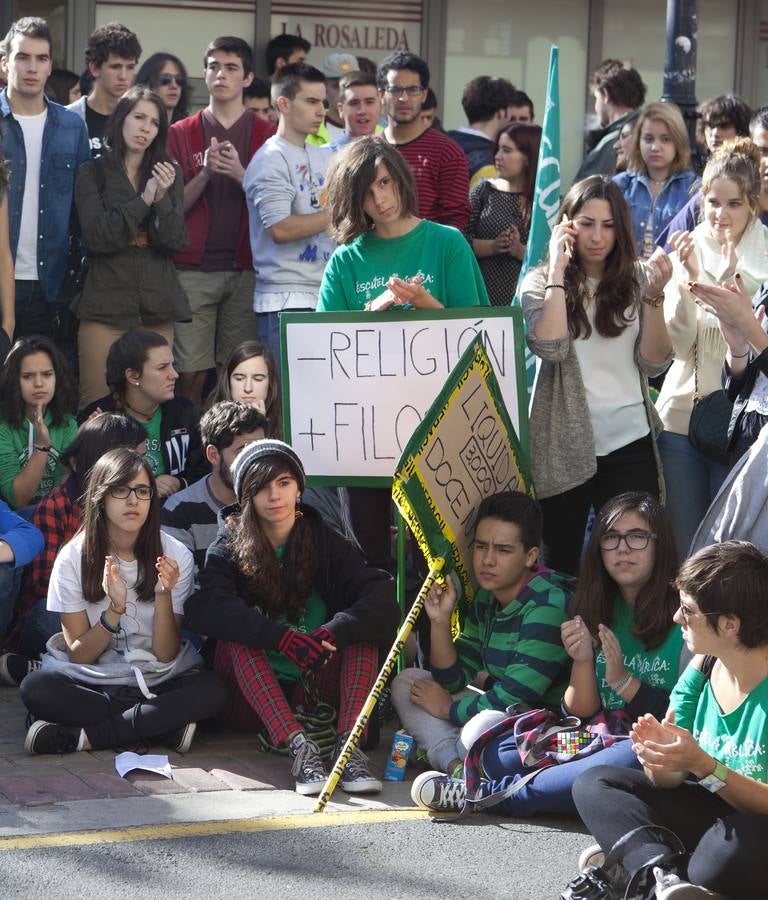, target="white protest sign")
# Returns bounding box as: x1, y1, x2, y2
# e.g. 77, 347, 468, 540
281, 309, 528, 484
